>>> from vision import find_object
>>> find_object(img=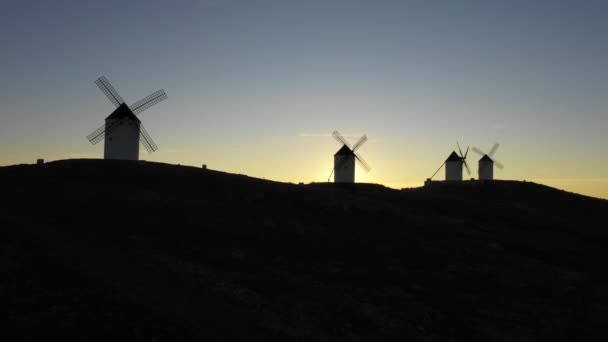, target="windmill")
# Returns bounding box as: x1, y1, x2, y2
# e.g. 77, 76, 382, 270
86, 76, 167, 161
328, 131, 371, 183
446, 143, 470, 181
472, 143, 504, 180
428, 142, 470, 181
